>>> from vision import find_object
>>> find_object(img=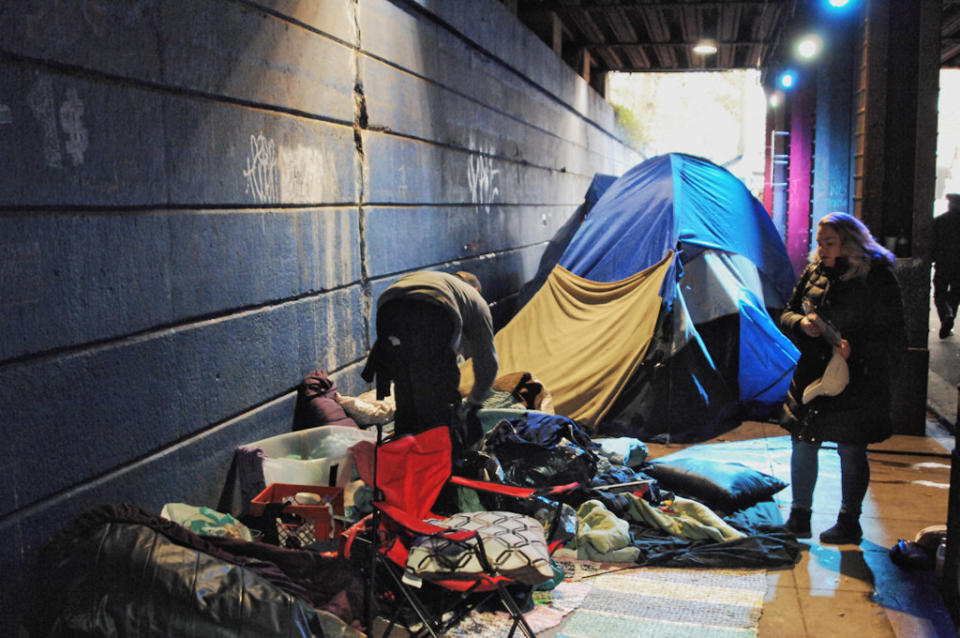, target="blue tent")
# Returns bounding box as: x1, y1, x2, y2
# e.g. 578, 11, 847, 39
521, 153, 799, 442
